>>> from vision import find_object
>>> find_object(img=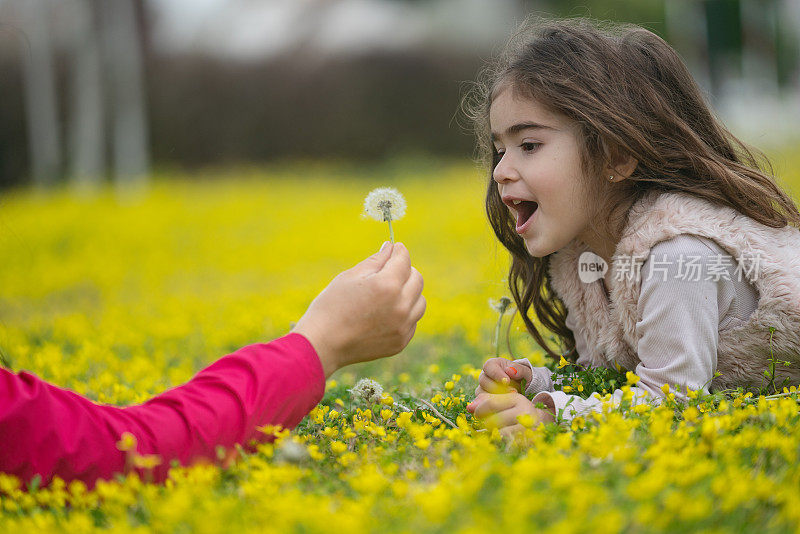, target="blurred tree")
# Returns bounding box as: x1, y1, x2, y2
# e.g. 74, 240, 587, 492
531, 0, 668, 37
18, 0, 61, 188
100, 0, 150, 192
65, 0, 105, 192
